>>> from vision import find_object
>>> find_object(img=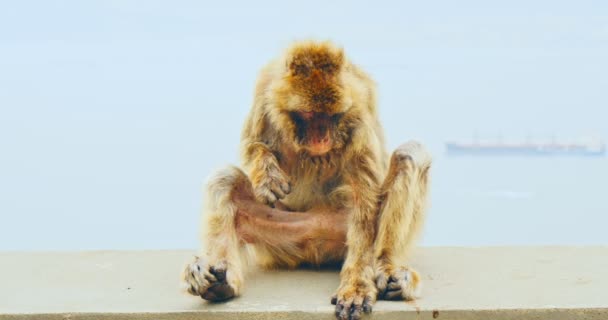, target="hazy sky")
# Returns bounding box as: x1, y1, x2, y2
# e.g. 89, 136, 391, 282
1, 1, 606, 250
